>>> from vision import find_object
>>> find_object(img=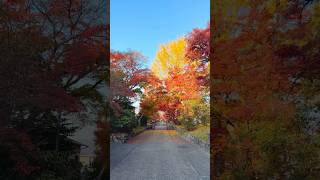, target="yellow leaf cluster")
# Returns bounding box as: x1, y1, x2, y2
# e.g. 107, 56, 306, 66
151, 38, 188, 79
